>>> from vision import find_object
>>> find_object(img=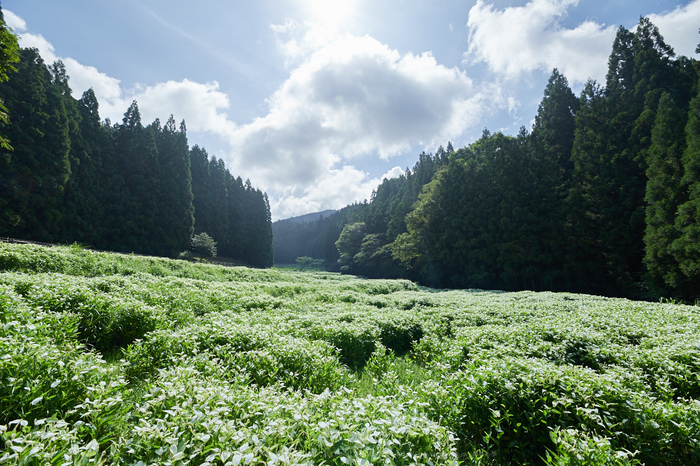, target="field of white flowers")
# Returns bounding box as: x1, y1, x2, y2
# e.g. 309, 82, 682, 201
0, 242, 699, 465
